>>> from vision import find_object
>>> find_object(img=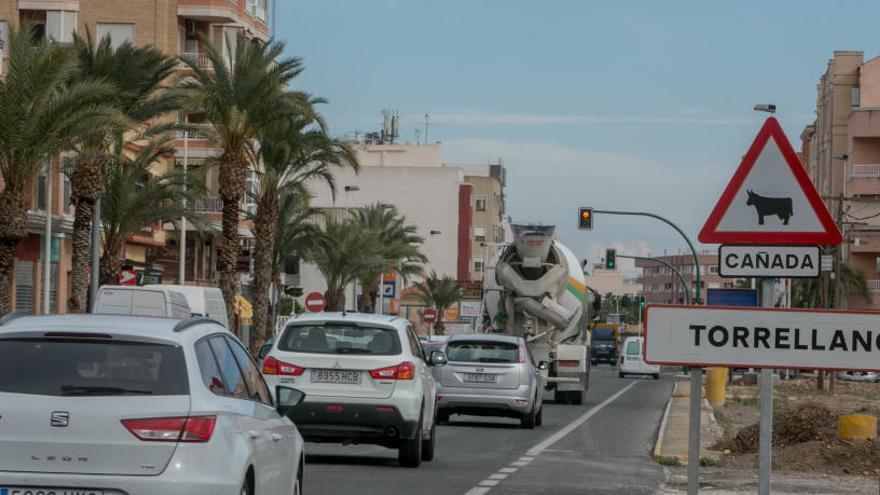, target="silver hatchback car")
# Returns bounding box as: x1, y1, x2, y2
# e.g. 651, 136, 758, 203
435, 334, 547, 429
